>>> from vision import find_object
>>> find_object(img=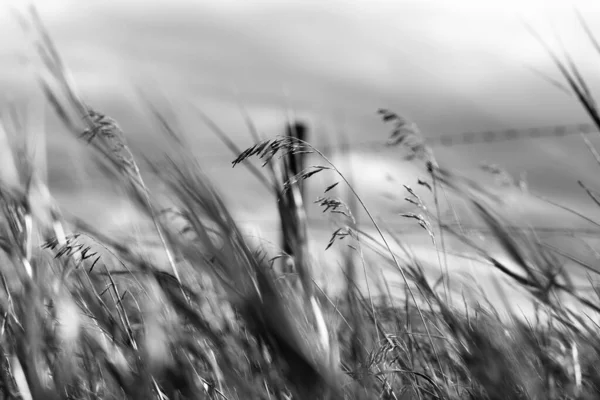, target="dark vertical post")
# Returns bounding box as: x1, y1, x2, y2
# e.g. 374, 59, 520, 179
280, 121, 309, 270
285, 121, 308, 200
